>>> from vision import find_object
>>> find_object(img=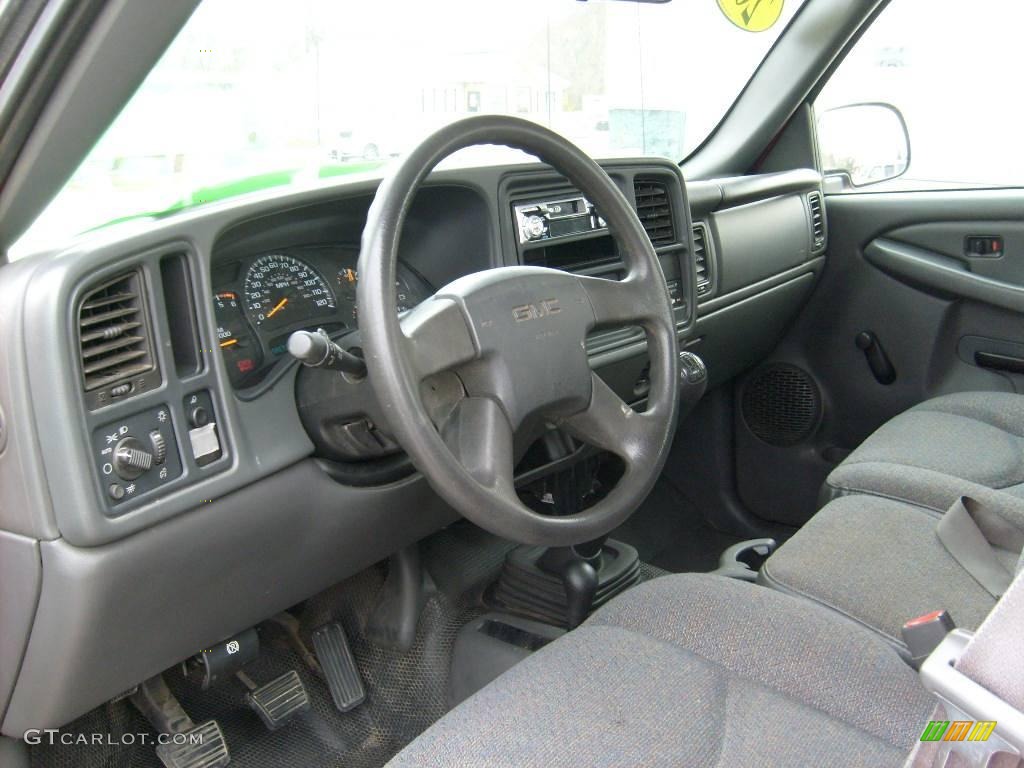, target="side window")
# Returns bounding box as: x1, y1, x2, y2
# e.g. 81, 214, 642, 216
815, 1, 1024, 192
